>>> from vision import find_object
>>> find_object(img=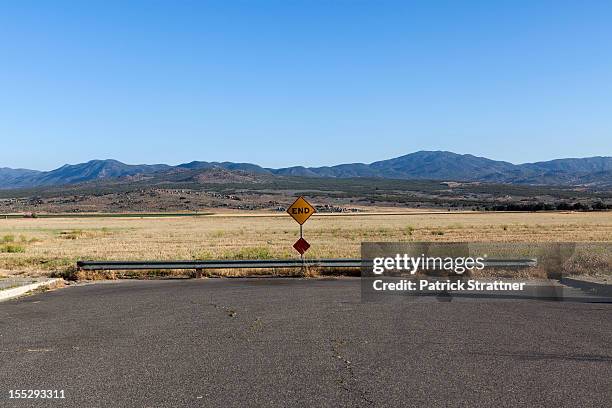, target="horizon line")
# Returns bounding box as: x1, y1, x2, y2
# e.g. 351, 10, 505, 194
2, 150, 611, 173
